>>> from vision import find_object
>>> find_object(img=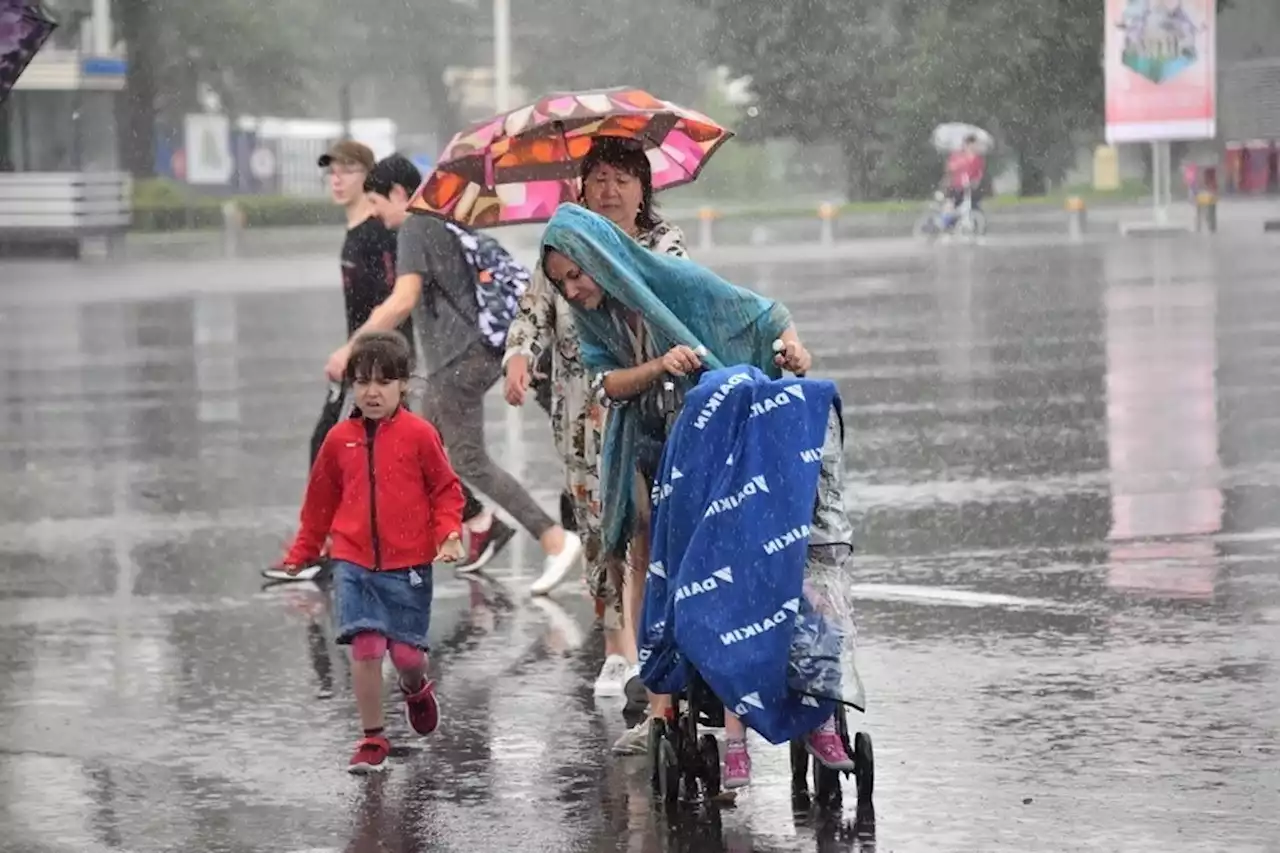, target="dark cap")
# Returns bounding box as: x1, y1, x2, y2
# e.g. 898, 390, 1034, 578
317, 139, 375, 171
364, 154, 423, 198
